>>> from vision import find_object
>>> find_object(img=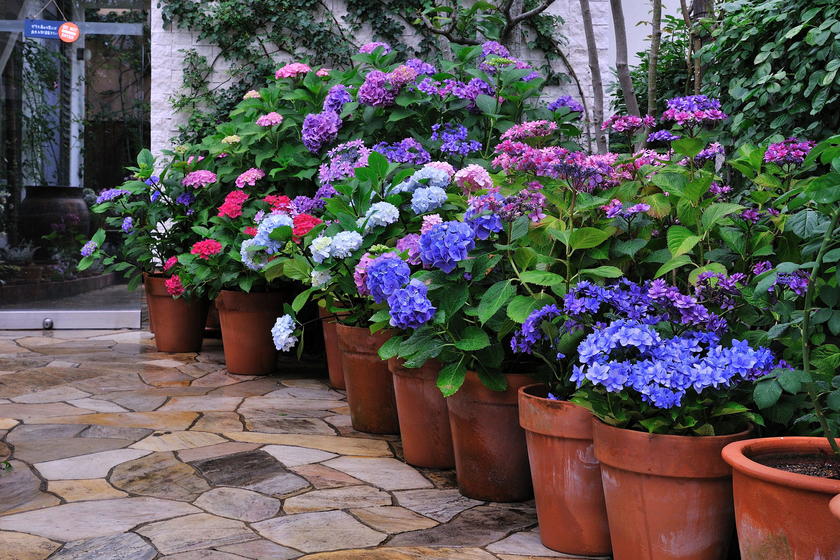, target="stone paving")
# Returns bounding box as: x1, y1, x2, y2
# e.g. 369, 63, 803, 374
0, 329, 593, 560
